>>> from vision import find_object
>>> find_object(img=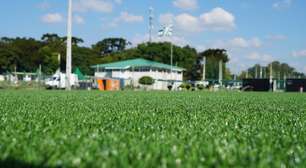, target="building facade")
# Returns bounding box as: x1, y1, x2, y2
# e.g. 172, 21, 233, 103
91, 58, 185, 90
